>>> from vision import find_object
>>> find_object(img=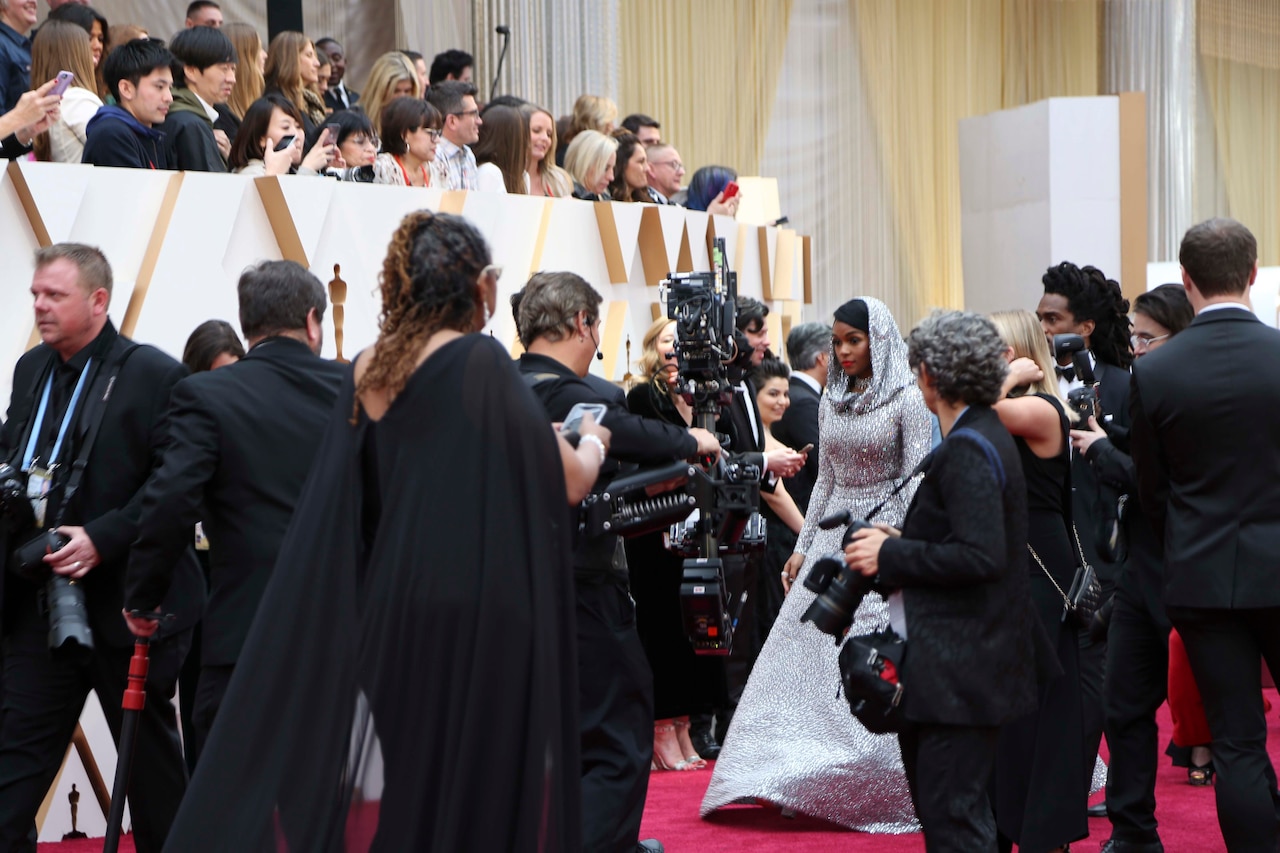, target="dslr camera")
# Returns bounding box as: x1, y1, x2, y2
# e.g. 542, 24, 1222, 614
799, 513, 882, 638
0, 463, 94, 656
1053, 333, 1099, 422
